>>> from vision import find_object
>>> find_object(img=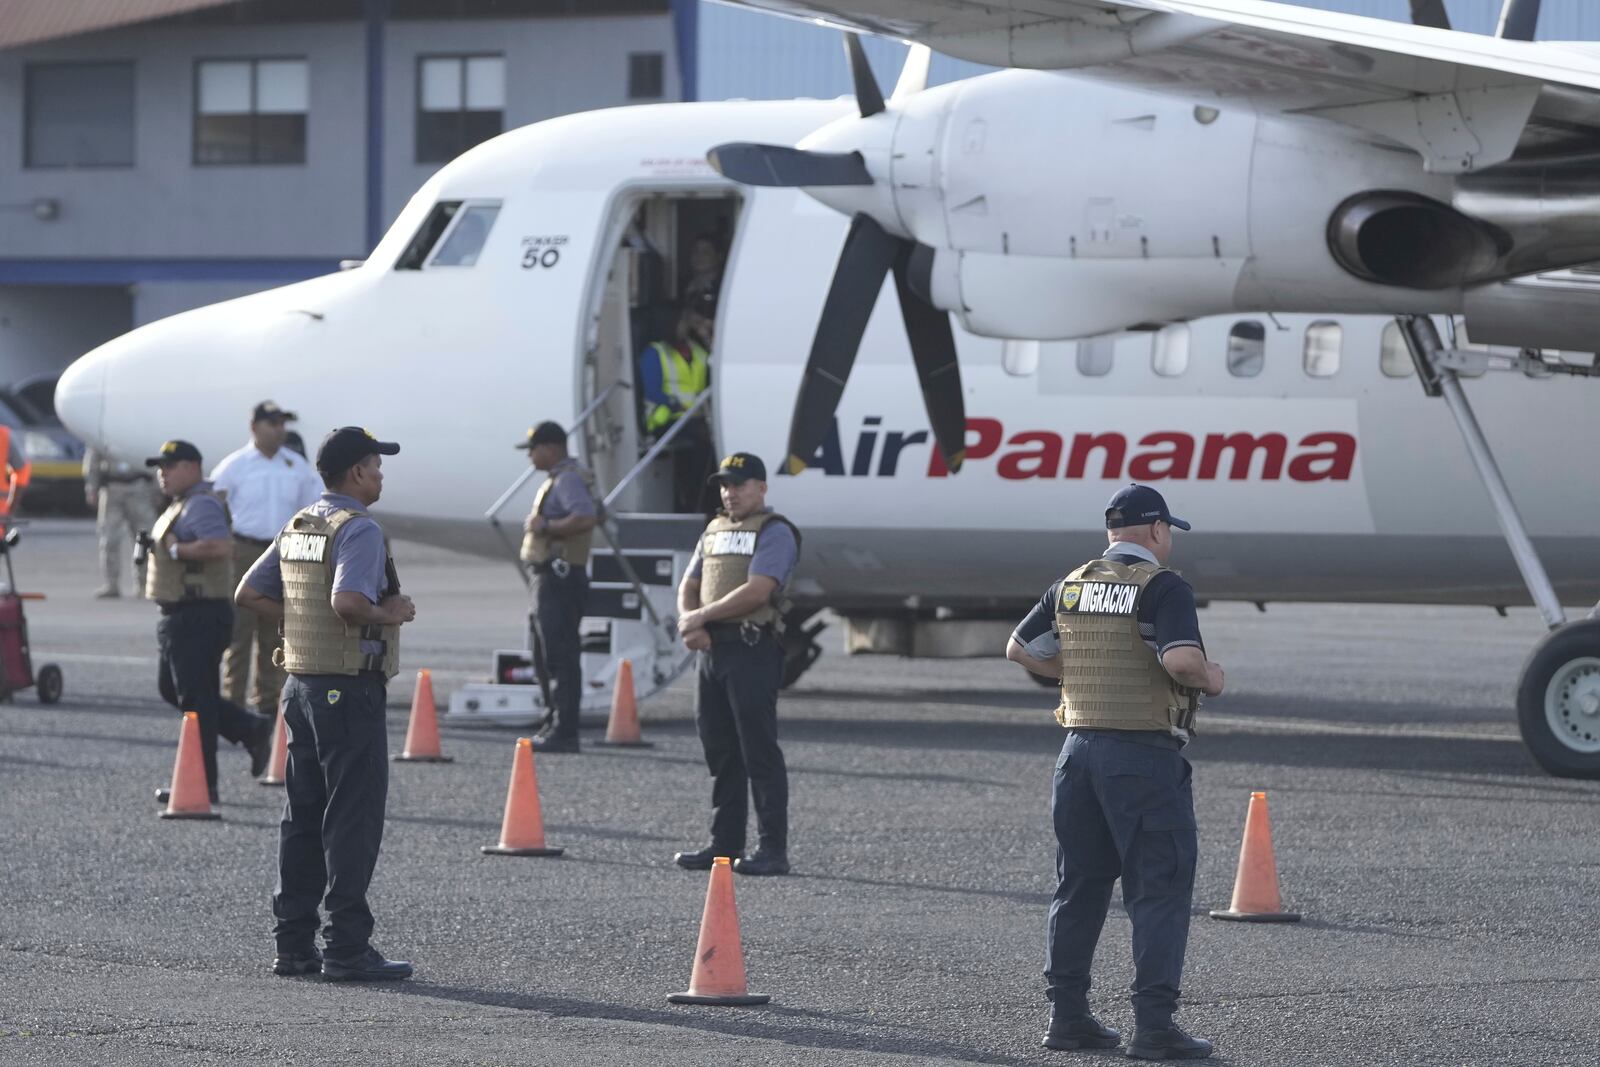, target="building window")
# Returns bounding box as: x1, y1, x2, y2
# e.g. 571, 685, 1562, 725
195, 58, 307, 165
1380, 321, 1415, 378
417, 55, 504, 164
25, 62, 136, 168
1152, 324, 1189, 377
628, 52, 665, 99
1303, 321, 1342, 378
1001, 339, 1040, 377
1227, 321, 1266, 378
